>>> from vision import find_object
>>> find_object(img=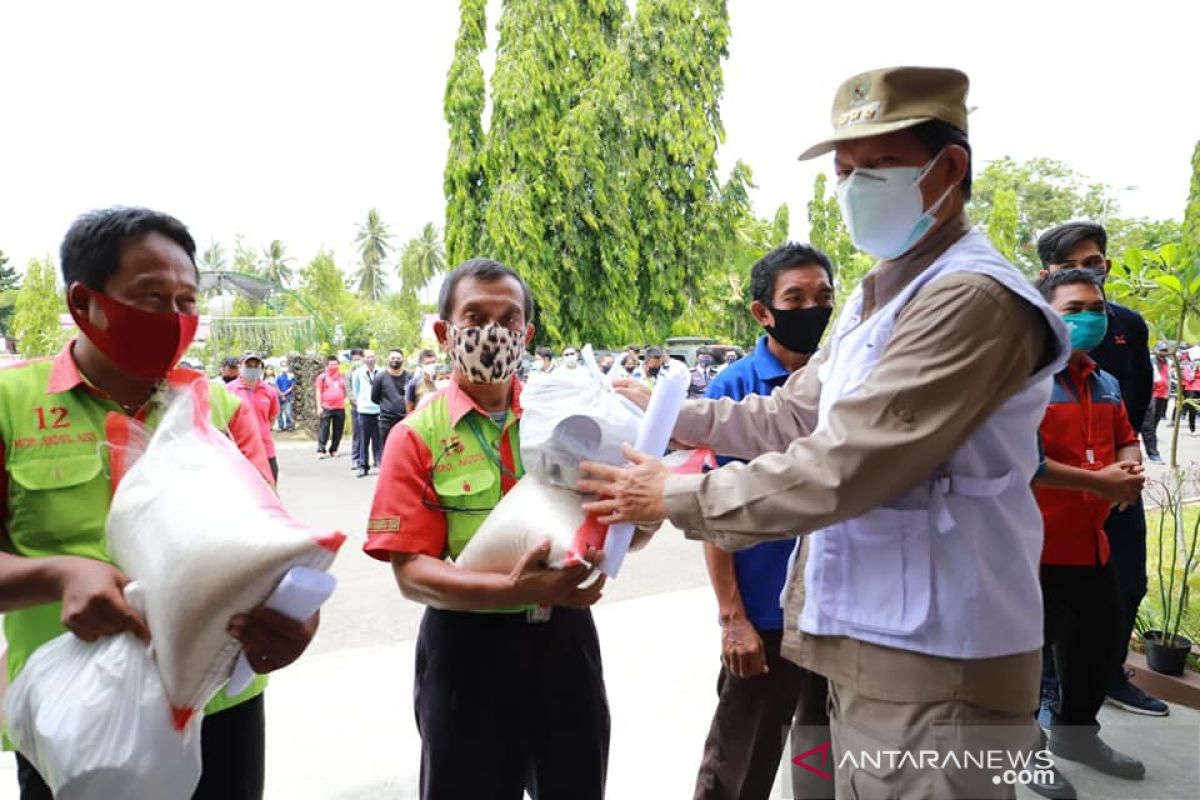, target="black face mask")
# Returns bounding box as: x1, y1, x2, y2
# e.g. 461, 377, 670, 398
766, 306, 833, 355
389, 360, 403, 370
600, 363, 612, 374
647, 365, 661, 377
